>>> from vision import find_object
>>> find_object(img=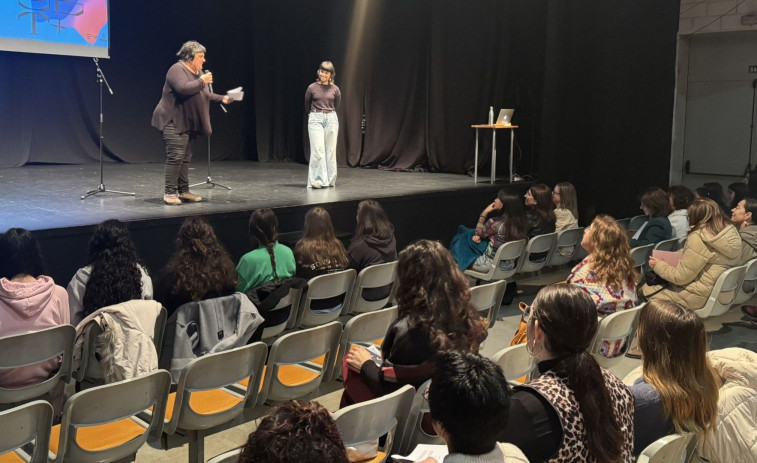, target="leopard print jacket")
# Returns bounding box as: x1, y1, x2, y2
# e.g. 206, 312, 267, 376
518, 368, 635, 463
